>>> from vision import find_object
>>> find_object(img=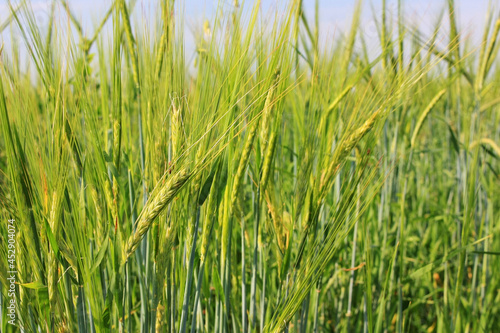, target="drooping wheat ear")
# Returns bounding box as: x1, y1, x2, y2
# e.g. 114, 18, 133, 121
338, 109, 380, 160
321, 108, 382, 194
171, 101, 183, 160
123, 169, 191, 261
470, 138, 500, 156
